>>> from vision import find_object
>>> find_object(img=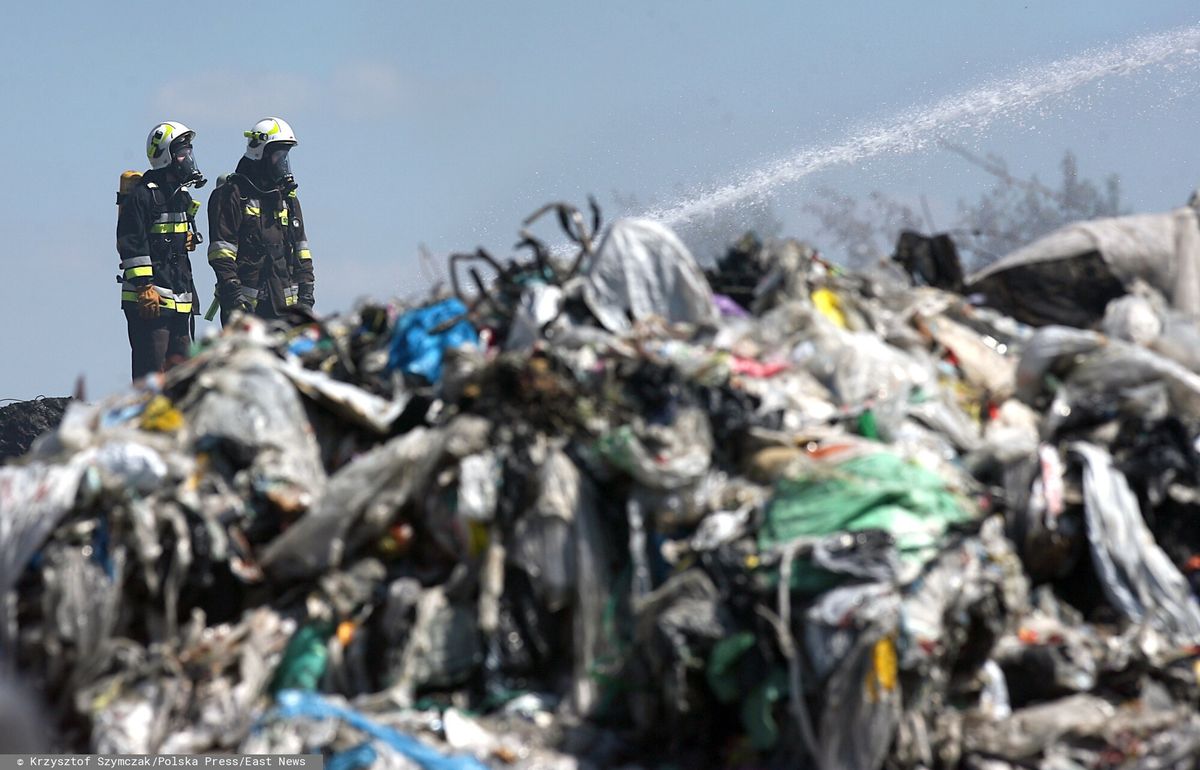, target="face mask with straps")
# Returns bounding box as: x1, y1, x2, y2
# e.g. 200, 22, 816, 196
170, 142, 207, 189
264, 146, 296, 193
